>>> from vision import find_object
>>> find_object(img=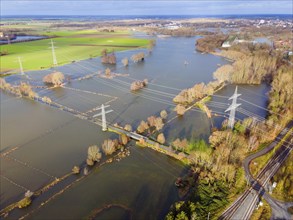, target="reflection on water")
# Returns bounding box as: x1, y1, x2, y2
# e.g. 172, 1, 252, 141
0, 35, 269, 219
29, 147, 186, 220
